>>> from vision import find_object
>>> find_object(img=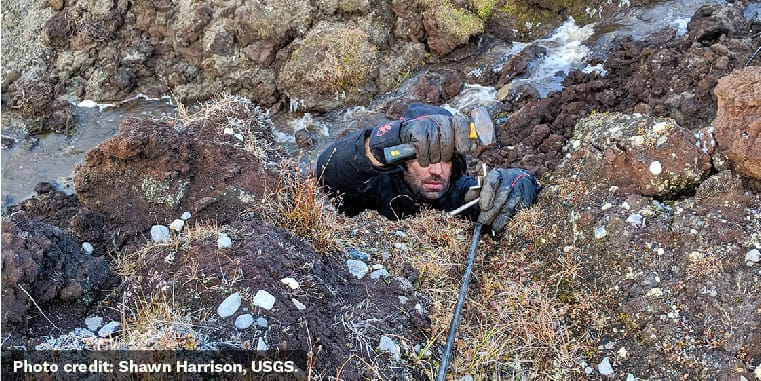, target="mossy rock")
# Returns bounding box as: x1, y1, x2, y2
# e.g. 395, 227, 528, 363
277, 22, 379, 112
